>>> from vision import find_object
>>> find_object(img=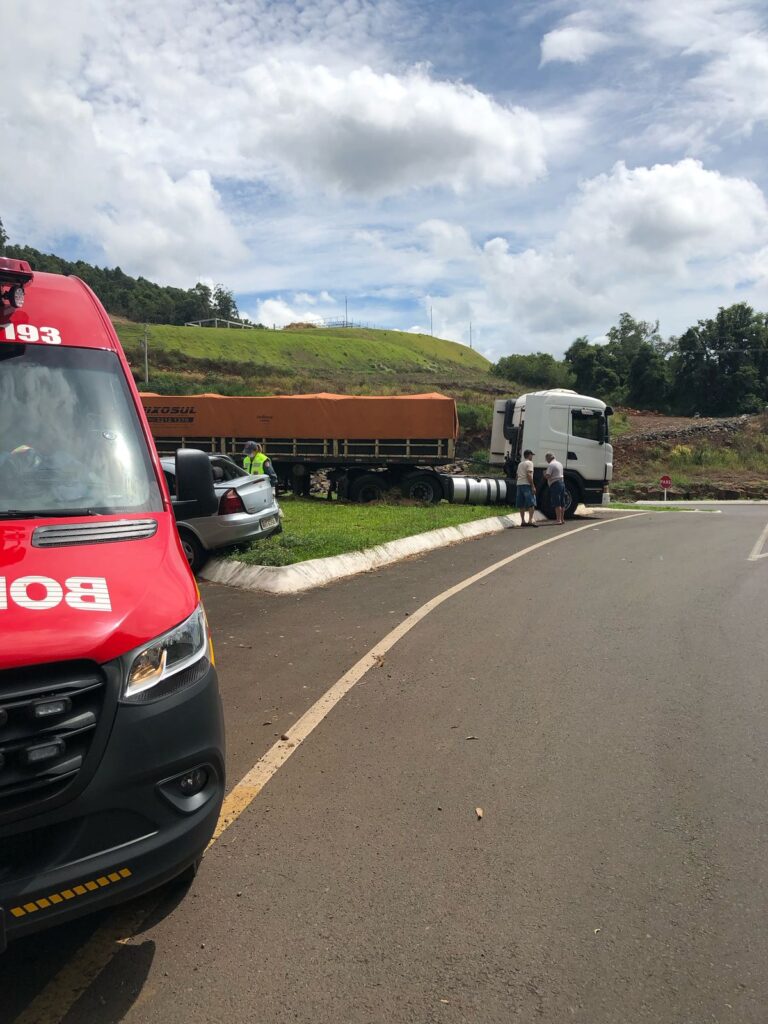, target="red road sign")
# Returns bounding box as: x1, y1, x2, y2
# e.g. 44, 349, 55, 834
660, 475, 672, 489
